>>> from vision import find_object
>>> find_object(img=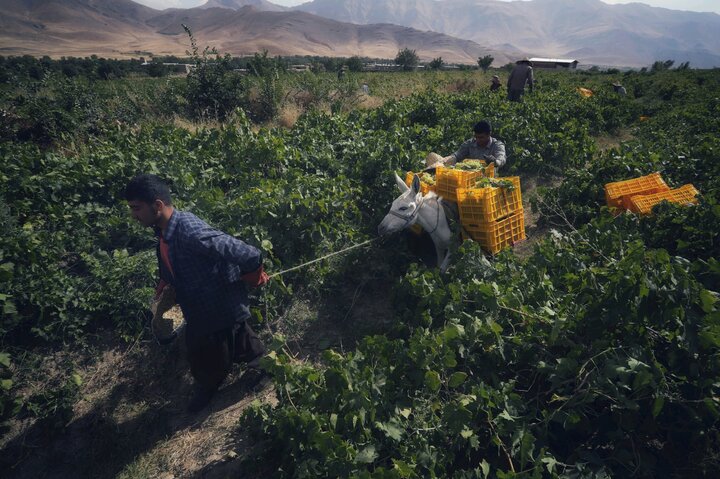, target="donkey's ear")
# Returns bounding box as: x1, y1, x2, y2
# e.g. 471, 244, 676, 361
411, 174, 421, 194
395, 173, 409, 192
